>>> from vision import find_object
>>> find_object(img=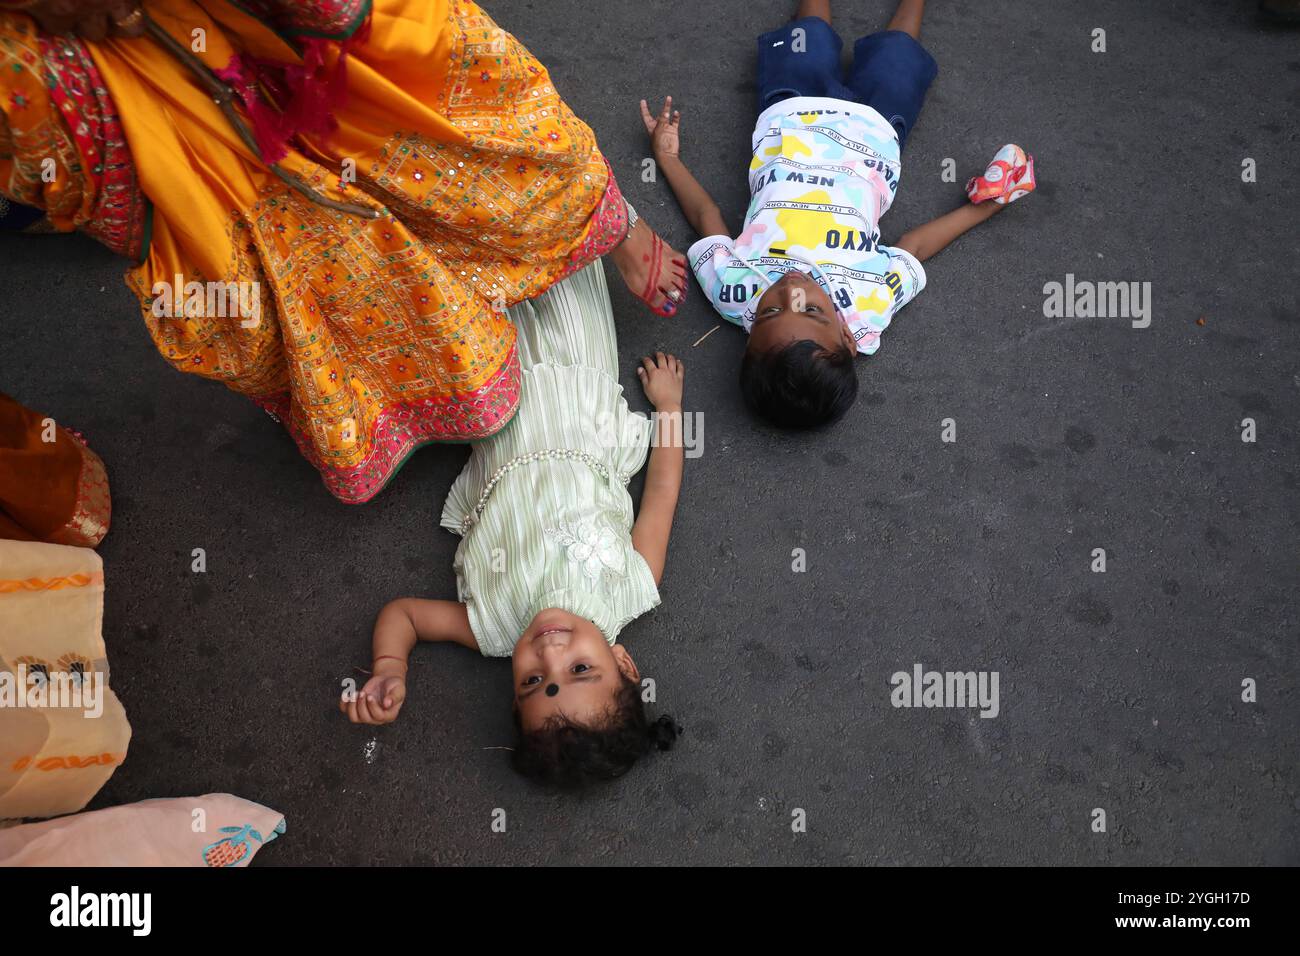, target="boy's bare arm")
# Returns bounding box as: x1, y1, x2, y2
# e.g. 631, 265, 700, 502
641, 96, 730, 238
894, 201, 1004, 262
658, 155, 730, 238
